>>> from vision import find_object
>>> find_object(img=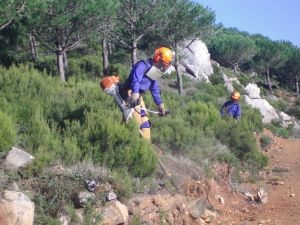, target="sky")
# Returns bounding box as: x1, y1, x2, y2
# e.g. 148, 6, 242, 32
194, 0, 300, 47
